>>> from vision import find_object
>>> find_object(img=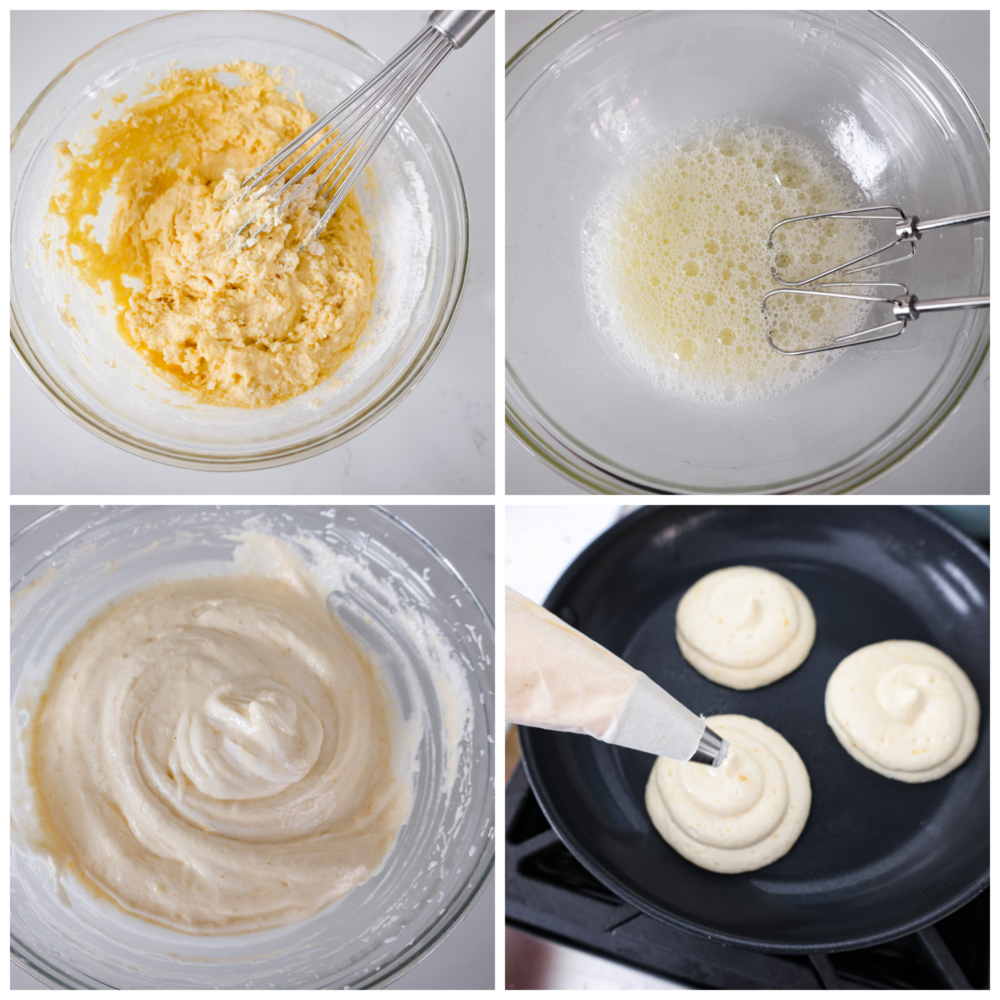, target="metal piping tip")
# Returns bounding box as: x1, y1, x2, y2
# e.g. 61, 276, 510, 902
690, 726, 729, 767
